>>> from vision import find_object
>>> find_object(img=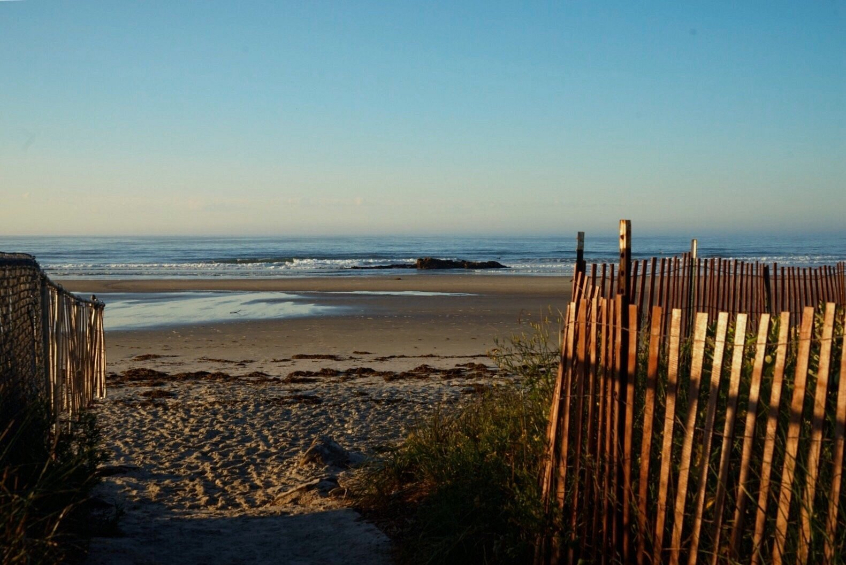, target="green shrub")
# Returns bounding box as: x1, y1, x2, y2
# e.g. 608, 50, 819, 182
355, 317, 559, 564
